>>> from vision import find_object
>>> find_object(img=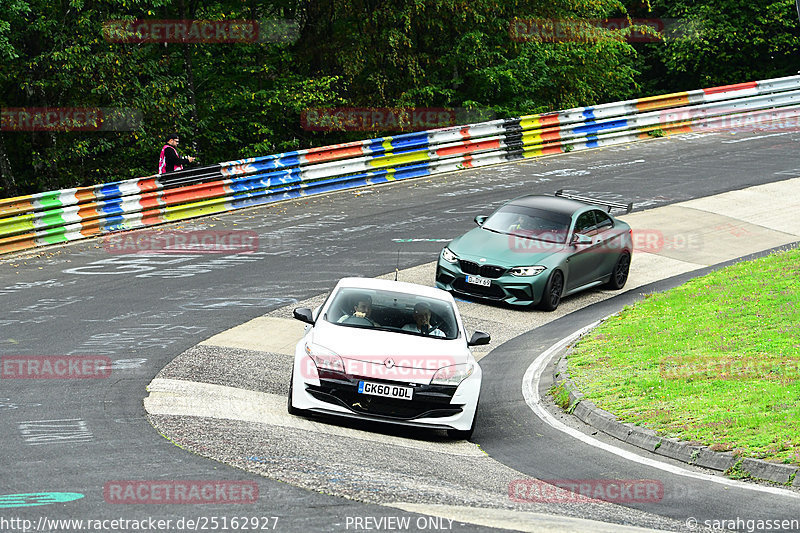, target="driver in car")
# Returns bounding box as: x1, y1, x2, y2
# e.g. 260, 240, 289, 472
402, 302, 445, 337
337, 295, 379, 326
